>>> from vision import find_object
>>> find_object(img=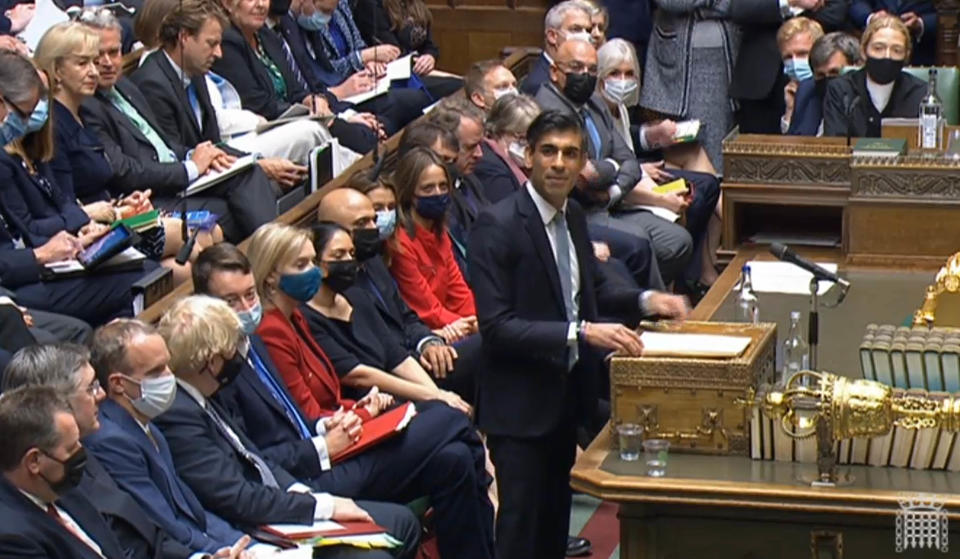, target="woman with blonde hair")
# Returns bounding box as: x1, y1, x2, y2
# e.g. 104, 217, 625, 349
823, 14, 926, 137
35, 21, 218, 285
